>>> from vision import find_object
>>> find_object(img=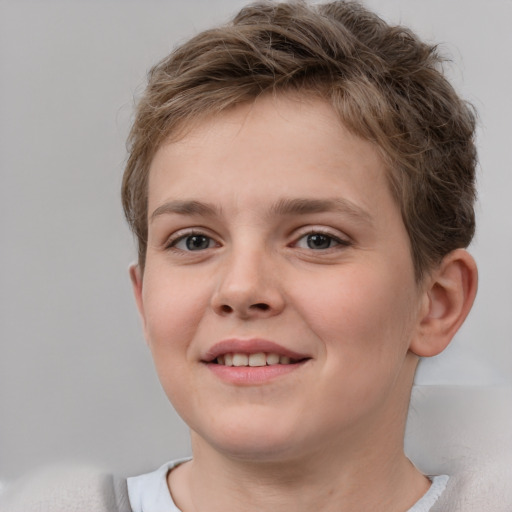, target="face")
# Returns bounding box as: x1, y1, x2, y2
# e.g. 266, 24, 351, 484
132, 94, 426, 462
